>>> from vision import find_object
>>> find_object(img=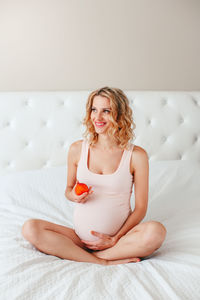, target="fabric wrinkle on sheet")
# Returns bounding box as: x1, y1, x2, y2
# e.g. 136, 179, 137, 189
73, 139, 134, 241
